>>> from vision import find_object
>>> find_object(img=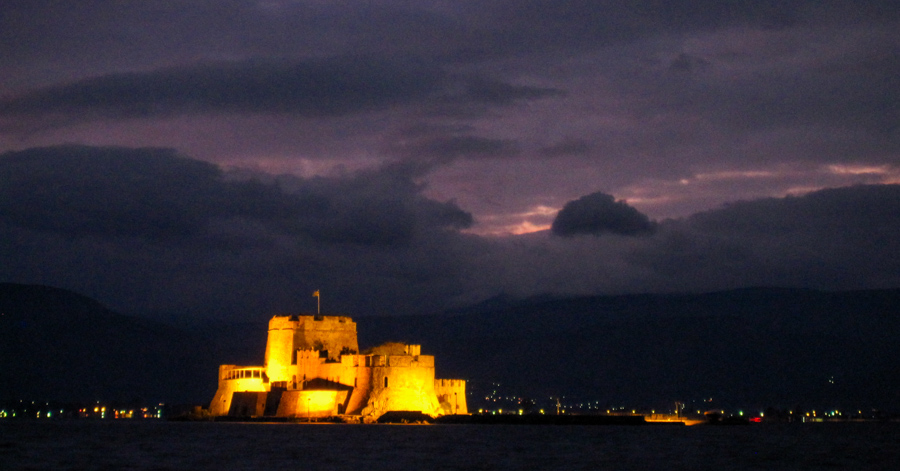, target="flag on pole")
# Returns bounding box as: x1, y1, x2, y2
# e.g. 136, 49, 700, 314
313, 290, 320, 297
